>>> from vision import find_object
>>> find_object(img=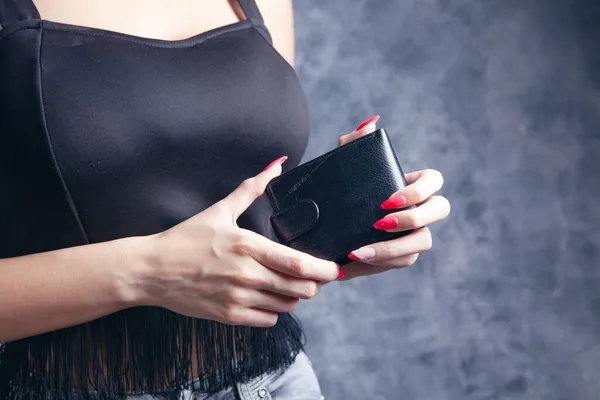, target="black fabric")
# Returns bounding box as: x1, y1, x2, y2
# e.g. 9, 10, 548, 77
0, 0, 311, 399
238, 0, 265, 23
237, 0, 272, 43
0, 0, 39, 28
